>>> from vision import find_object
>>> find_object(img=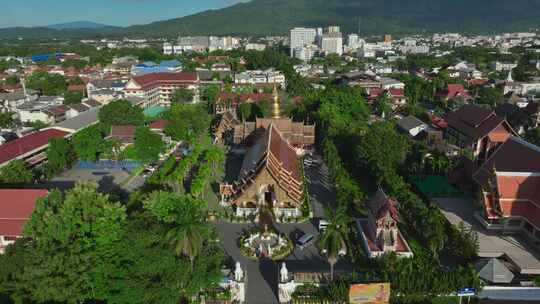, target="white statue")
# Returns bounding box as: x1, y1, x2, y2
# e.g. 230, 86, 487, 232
234, 262, 244, 282
280, 262, 289, 283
